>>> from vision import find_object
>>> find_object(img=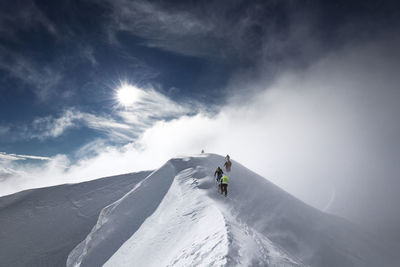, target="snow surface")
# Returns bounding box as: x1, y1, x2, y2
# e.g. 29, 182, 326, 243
66, 154, 389, 267
0, 171, 151, 266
